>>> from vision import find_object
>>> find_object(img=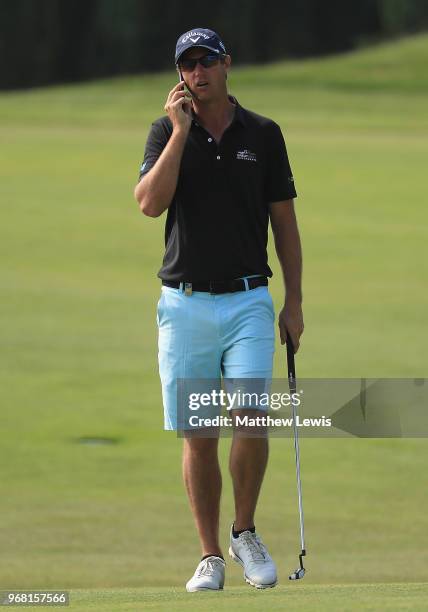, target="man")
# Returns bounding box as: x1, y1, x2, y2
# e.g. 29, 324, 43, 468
134, 28, 304, 592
